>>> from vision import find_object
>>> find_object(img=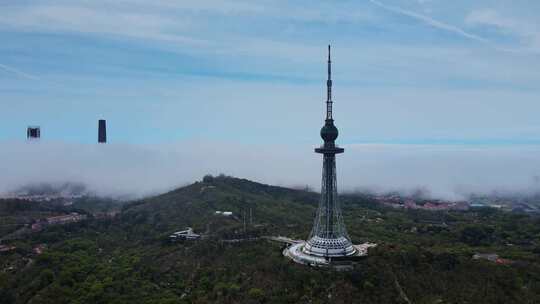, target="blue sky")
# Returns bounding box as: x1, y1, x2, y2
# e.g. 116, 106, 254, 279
1, 0, 540, 145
